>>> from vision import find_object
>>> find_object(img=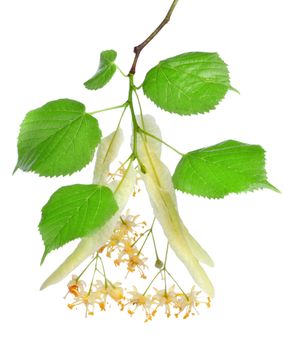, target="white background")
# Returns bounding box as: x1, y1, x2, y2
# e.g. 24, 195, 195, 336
1, 0, 285, 349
